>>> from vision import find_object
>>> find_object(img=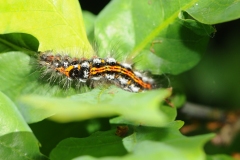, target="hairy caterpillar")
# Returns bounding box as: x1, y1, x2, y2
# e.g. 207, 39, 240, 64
38, 50, 157, 92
